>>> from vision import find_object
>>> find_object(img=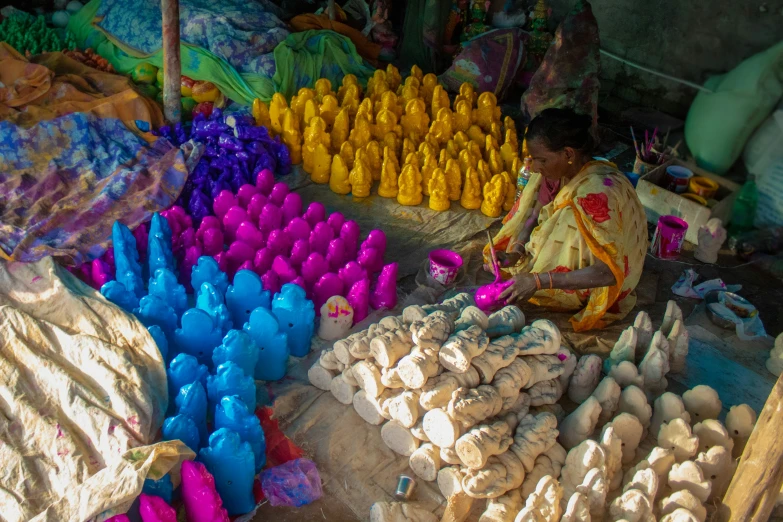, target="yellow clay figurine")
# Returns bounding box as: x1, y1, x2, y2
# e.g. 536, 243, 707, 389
453, 100, 472, 133
475, 92, 501, 132
438, 149, 451, 171
454, 82, 477, 108
504, 115, 517, 135
340, 84, 360, 116
303, 98, 320, 127
420, 73, 438, 107
356, 98, 374, 123
468, 141, 483, 162
510, 157, 522, 180
444, 159, 462, 201
481, 174, 505, 218
430, 107, 454, 144
329, 154, 351, 195
490, 121, 503, 144
349, 153, 372, 198
446, 139, 459, 159
303, 117, 330, 173
501, 171, 516, 211
291, 88, 315, 123
489, 149, 504, 176
383, 132, 401, 162
402, 138, 416, 165
378, 146, 399, 198
418, 141, 436, 164
405, 151, 420, 170
458, 149, 477, 176
366, 70, 387, 99
386, 63, 402, 92
269, 93, 288, 136
252, 98, 271, 128
428, 169, 451, 212
315, 78, 332, 102
376, 91, 402, 119
485, 134, 499, 156
421, 153, 437, 196
454, 131, 470, 150
320, 95, 340, 128
331, 108, 350, 151
477, 159, 491, 187
467, 124, 486, 145
349, 116, 372, 150
431, 85, 450, 120
340, 141, 355, 170
365, 140, 382, 181
500, 138, 519, 173
281, 108, 302, 165
410, 64, 424, 82
374, 109, 401, 141
397, 163, 423, 206
401, 99, 430, 143
460, 167, 482, 210
311, 143, 332, 184
337, 74, 360, 104
504, 128, 518, 151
